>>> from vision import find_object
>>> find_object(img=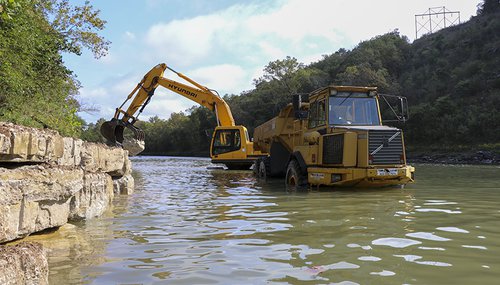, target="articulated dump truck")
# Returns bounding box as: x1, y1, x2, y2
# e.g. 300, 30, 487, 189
253, 85, 415, 188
